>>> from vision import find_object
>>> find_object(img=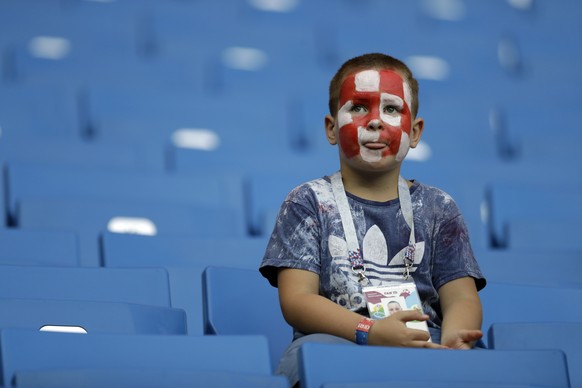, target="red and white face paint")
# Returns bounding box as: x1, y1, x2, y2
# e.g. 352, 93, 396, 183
337, 69, 413, 163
